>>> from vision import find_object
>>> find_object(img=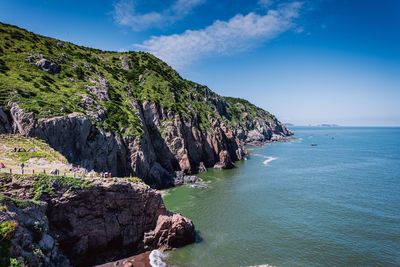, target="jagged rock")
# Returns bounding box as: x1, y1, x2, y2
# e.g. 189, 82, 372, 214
35, 58, 61, 74
1, 99, 290, 189
79, 95, 107, 121
173, 171, 201, 185
26, 53, 61, 74
143, 211, 196, 250
39, 234, 55, 252
56, 41, 64, 48
120, 56, 130, 70
87, 76, 110, 101
214, 150, 235, 169
0, 106, 11, 133
0, 175, 196, 267
0, 198, 71, 267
